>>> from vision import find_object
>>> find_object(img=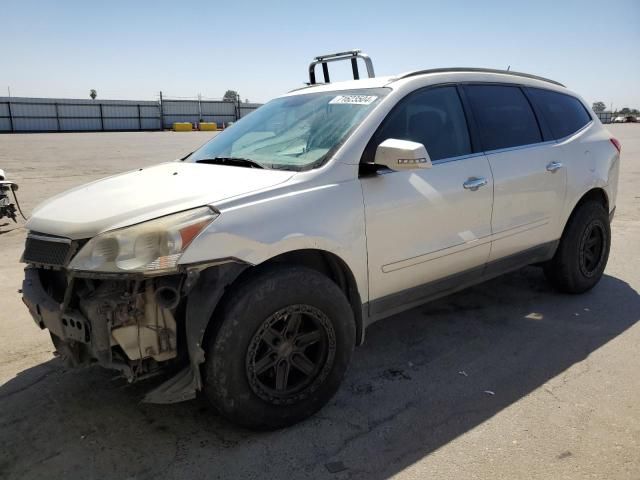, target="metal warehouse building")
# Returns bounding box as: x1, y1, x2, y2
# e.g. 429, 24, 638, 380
0, 96, 261, 132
